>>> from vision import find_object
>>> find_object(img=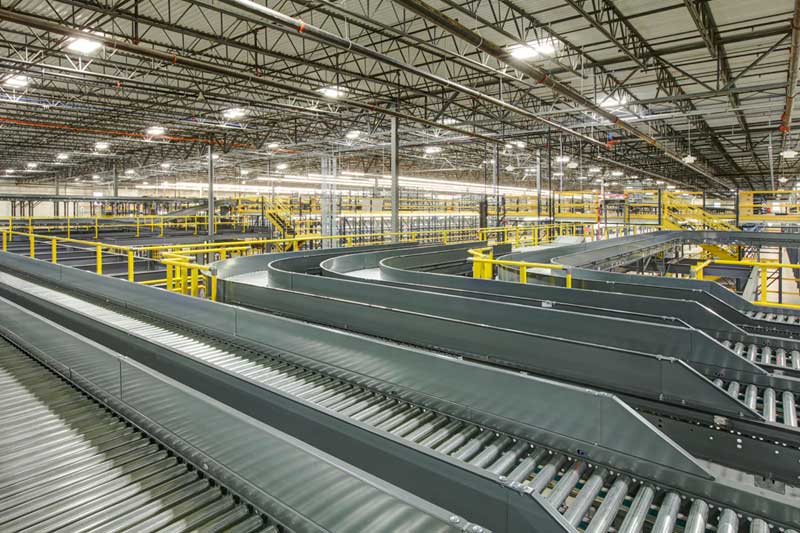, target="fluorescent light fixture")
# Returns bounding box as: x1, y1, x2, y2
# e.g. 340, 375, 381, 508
56, 153, 68, 160
223, 107, 247, 120
240, 169, 250, 176
566, 162, 579, 169
508, 39, 557, 60
588, 167, 601, 173
92, 174, 100, 180
146, 126, 166, 136
611, 170, 623, 176
424, 146, 442, 155
67, 37, 102, 54
555, 156, 570, 163
553, 172, 564, 177
512, 141, 526, 148
682, 154, 697, 164
576, 176, 588, 180
142, 181, 148, 185
779, 177, 789, 183
667, 185, 676, 190
124, 169, 135, 175
26, 162, 37, 169
275, 163, 289, 171
95, 141, 109, 150
267, 142, 280, 149
5, 169, 12, 174
92, 191, 104, 197
781, 149, 798, 159
656, 180, 665, 185
610, 181, 619, 186
345, 130, 362, 140
601, 95, 627, 108
319, 86, 346, 98
505, 165, 515, 171
3, 75, 29, 88
630, 175, 639, 180
160, 163, 171, 169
